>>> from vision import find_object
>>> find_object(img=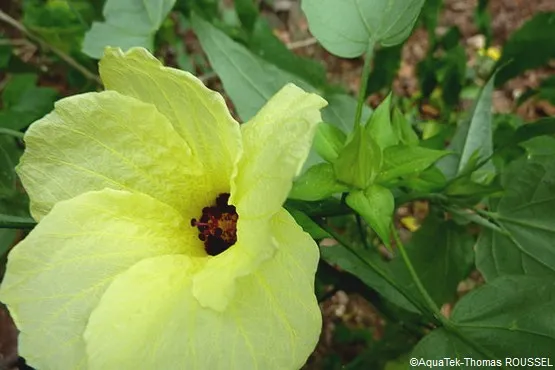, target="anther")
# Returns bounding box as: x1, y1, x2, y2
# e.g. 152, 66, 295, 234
191, 193, 239, 256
